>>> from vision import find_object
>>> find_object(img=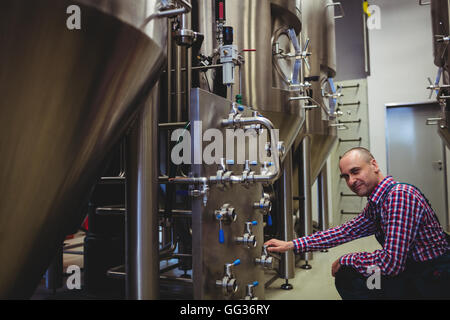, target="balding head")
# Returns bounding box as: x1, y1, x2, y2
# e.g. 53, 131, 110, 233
339, 147, 384, 197
341, 147, 375, 164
